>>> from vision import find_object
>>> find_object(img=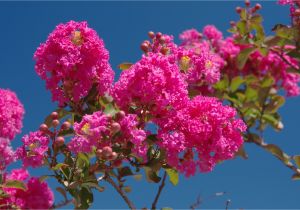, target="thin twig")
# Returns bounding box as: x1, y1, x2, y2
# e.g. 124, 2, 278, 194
104, 174, 136, 210
225, 199, 231, 210
151, 171, 167, 210
52, 198, 74, 209
190, 195, 202, 210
